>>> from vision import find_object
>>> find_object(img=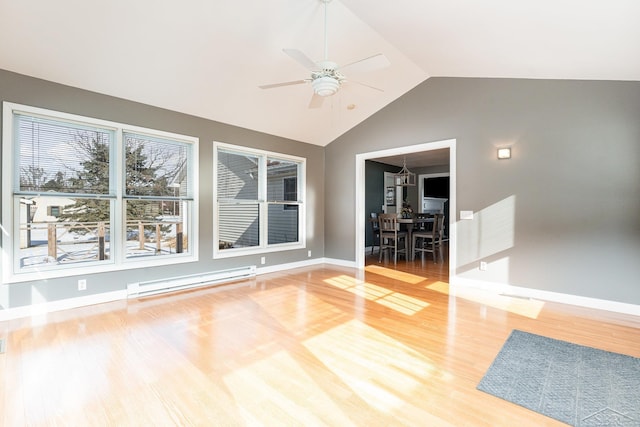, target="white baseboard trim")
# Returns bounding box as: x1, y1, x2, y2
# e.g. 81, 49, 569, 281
1, 258, 353, 321
3, 260, 636, 321
256, 258, 325, 275
255, 257, 357, 275
0, 290, 128, 322
450, 276, 640, 317
321, 257, 358, 268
